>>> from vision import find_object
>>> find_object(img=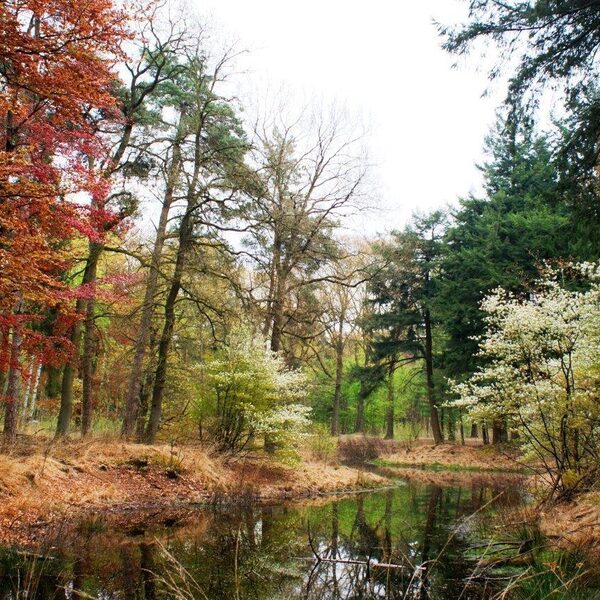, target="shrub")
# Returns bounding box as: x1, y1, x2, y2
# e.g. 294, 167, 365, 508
195, 327, 311, 457
307, 424, 338, 463
338, 436, 388, 464
452, 263, 600, 497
